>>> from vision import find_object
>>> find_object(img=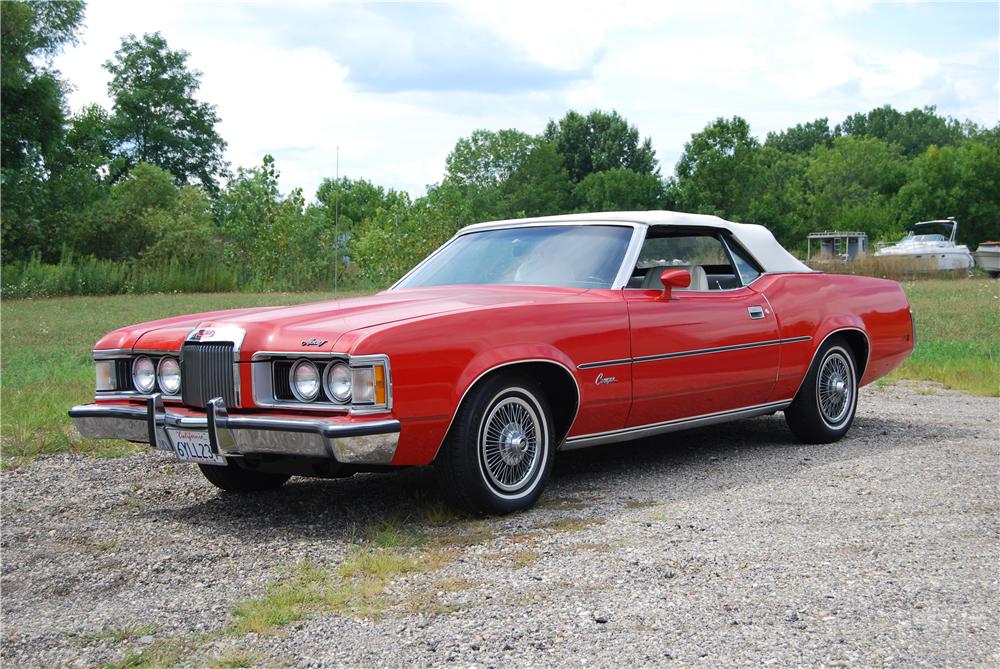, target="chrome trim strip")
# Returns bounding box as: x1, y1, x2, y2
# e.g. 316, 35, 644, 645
577, 358, 632, 371
95, 390, 181, 402
561, 400, 792, 450
93, 349, 131, 359
612, 225, 648, 290
577, 336, 812, 369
